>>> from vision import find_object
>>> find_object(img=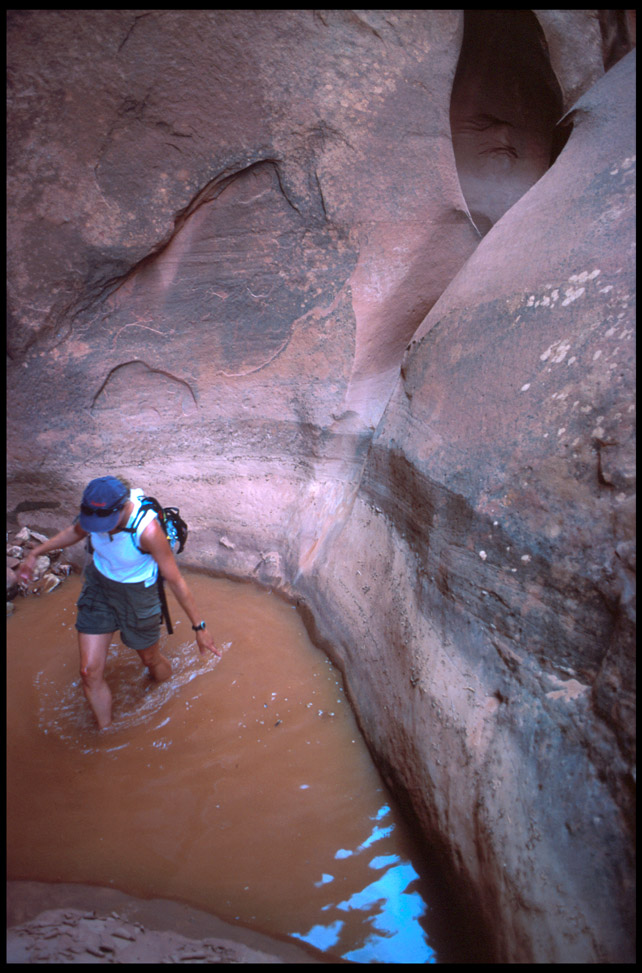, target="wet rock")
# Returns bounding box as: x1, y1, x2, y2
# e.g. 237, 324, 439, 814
32, 572, 62, 595
5, 522, 75, 601
32, 555, 51, 579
